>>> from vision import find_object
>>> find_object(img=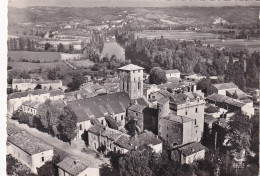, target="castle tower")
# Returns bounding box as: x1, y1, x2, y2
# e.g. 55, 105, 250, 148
118, 64, 144, 99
